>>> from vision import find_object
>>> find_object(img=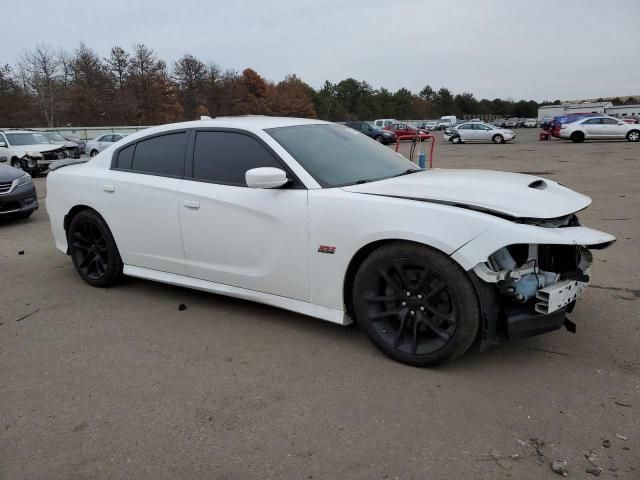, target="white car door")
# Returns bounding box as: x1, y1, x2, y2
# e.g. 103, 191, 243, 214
582, 118, 604, 138
602, 118, 627, 138
98, 130, 188, 275
178, 130, 309, 301
474, 124, 493, 141
457, 124, 474, 141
